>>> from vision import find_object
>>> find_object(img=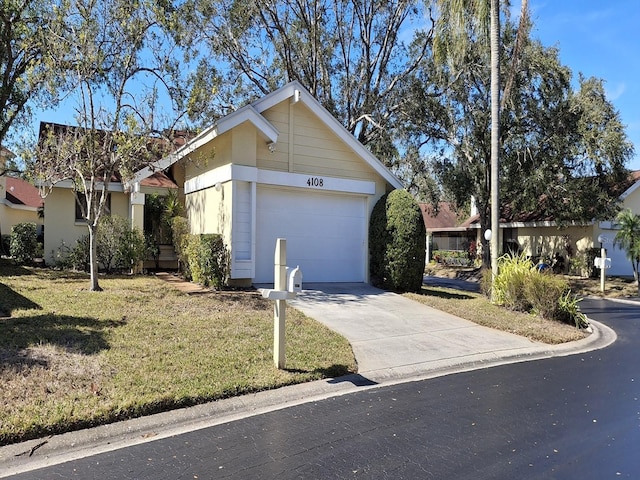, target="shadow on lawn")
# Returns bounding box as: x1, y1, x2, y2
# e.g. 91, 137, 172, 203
418, 286, 475, 301
0, 260, 35, 277
0, 313, 127, 362
0, 282, 41, 317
